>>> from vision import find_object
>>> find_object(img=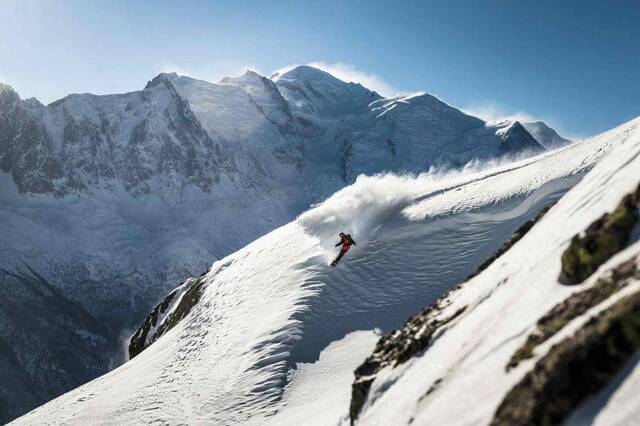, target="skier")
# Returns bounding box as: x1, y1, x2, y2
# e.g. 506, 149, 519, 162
331, 232, 356, 267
